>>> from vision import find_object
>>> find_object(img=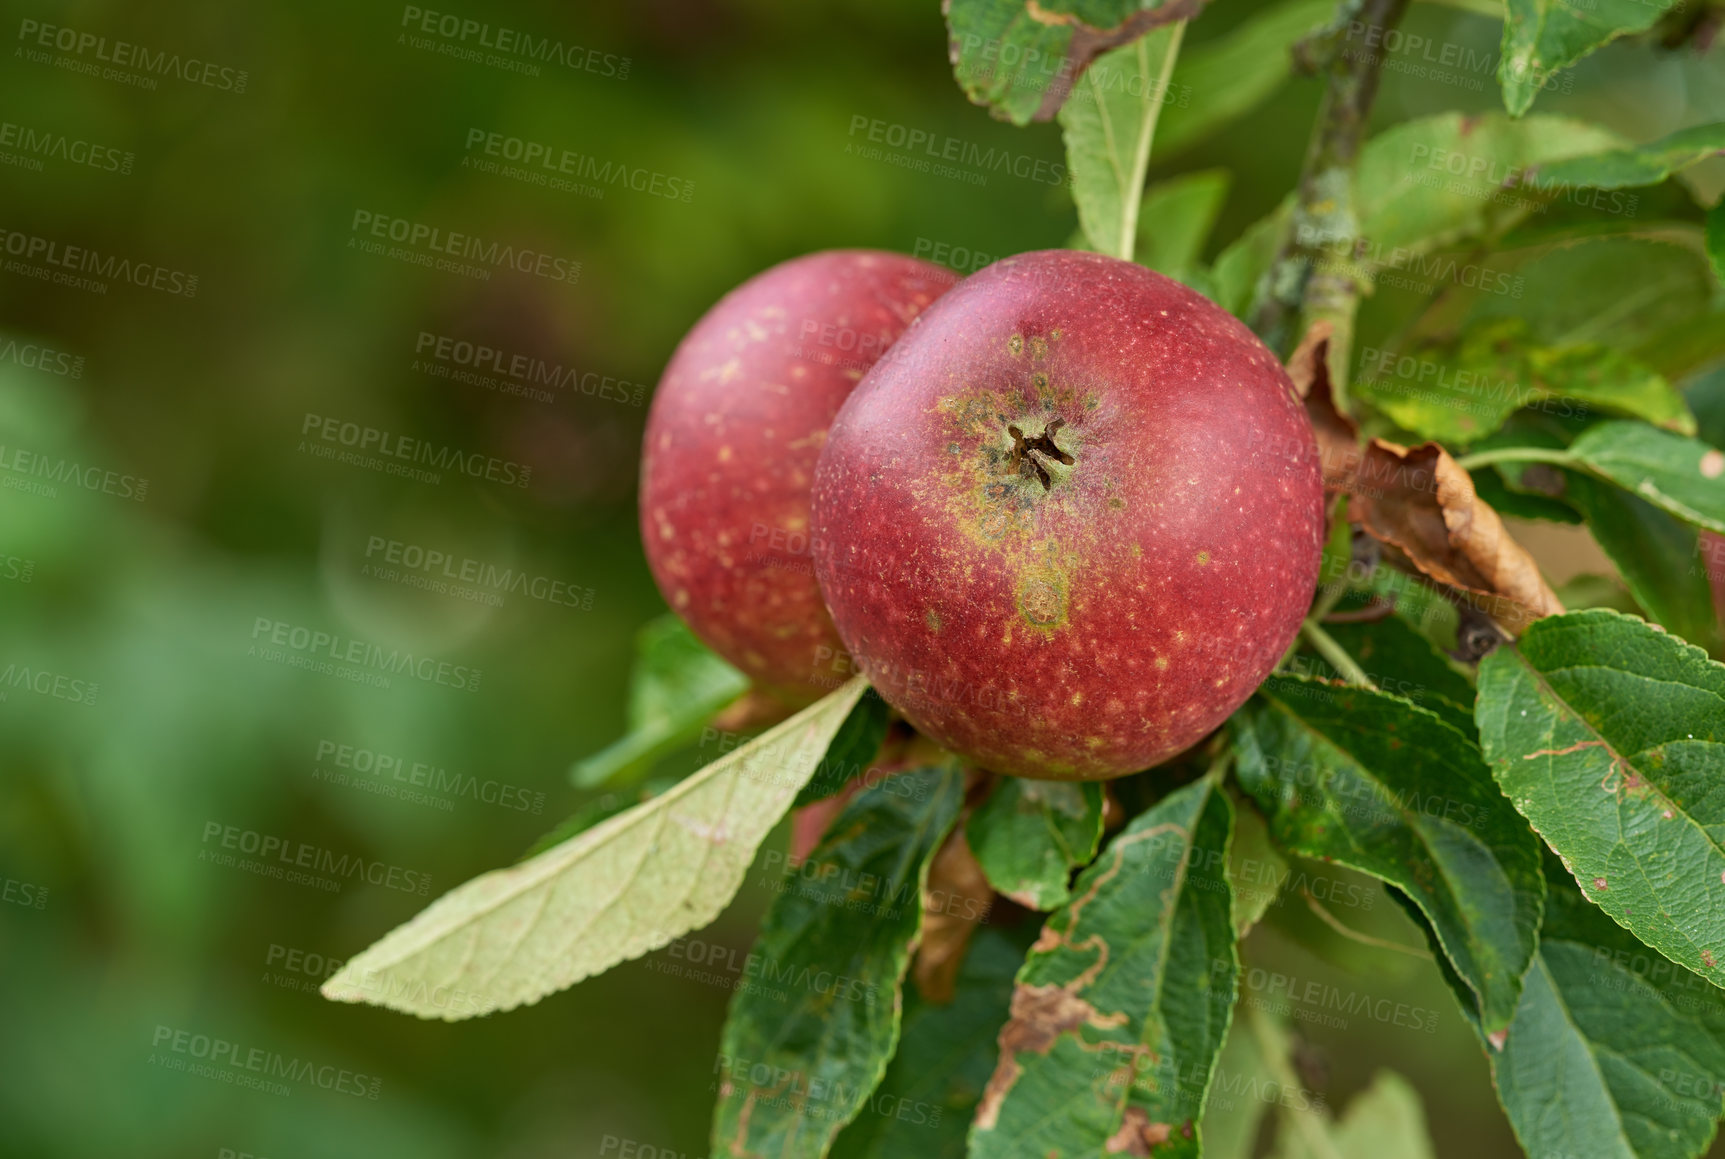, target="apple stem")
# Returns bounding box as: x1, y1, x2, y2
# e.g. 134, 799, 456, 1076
1300, 619, 1377, 690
